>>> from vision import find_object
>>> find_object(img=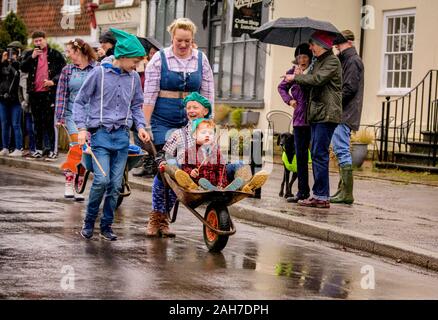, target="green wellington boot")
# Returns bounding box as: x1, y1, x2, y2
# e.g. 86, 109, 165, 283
331, 164, 354, 204
331, 167, 344, 199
